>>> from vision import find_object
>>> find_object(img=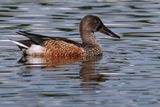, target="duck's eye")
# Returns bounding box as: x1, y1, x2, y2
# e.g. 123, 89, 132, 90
94, 20, 98, 24
94, 21, 101, 32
